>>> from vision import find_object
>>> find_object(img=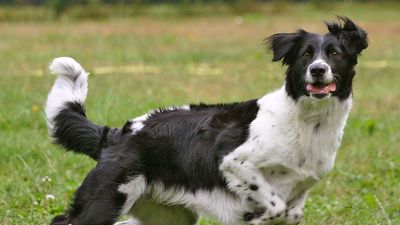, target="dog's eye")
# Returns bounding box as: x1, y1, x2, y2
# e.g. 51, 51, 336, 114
303, 52, 311, 57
